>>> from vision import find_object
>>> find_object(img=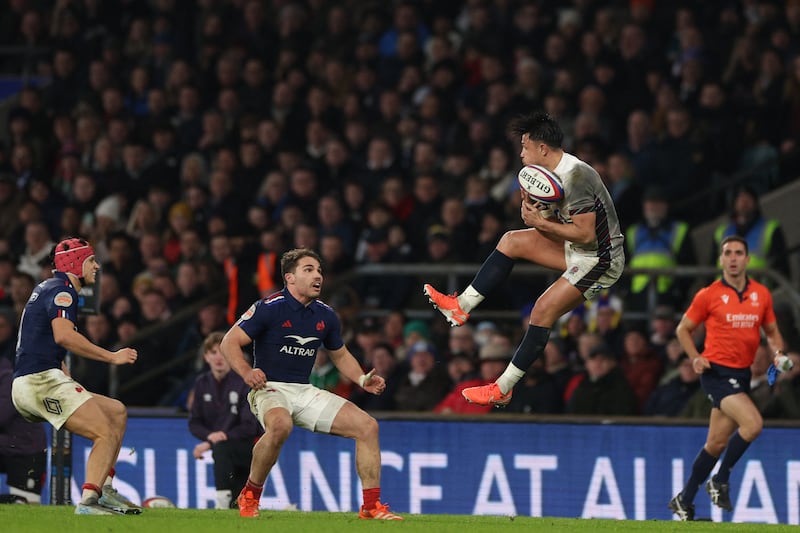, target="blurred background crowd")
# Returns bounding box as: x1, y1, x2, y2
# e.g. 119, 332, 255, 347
0, 0, 799, 417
